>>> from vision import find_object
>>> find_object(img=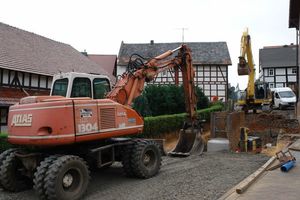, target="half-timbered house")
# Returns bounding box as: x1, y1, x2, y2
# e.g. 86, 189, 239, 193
0, 22, 110, 132
117, 41, 232, 101
259, 45, 298, 92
